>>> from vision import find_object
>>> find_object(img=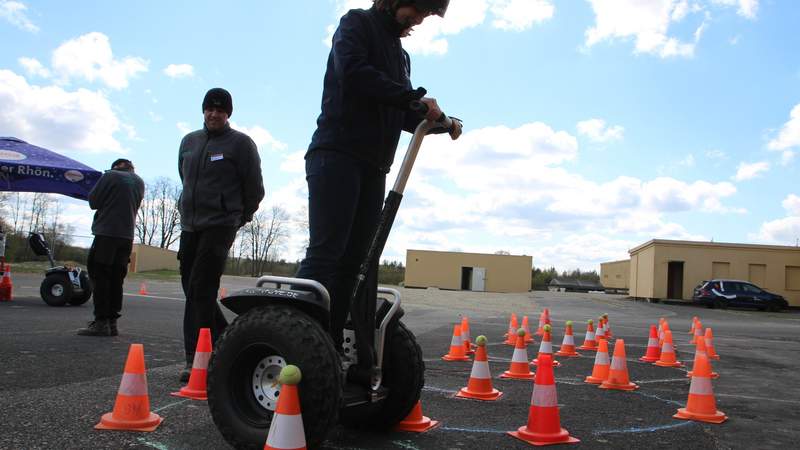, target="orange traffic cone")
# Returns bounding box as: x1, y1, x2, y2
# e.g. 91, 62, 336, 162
461, 316, 475, 355
674, 351, 728, 424
263, 365, 307, 450
500, 328, 535, 380
532, 324, 560, 367
688, 316, 698, 335
654, 330, 683, 368
686, 335, 719, 379
535, 311, 545, 336
584, 338, 610, 384
95, 344, 163, 432
602, 313, 612, 338
595, 317, 606, 340
138, 282, 149, 296
457, 336, 502, 401
442, 324, 470, 361
705, 328, 720, 360
171, 327, 212, 400
578, 319, 597, 351
505, 313, 519, 345
522, 315, 534, 343
639, 324, 661, 362
691, 320, 703, 345
508, 354, 579, 446
395, 400, 440, 433
555, 321, 580, 357
599, 339, 638, 391
0, 263, 12, 302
